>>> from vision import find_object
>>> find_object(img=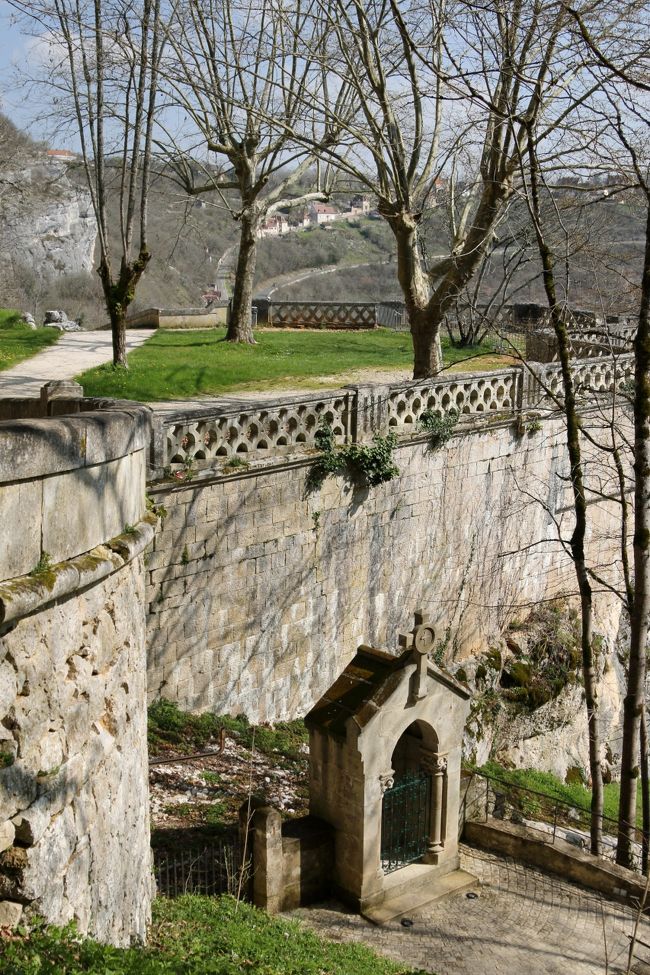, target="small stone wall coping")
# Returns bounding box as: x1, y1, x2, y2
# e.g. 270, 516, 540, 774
0, 406, 152, 483
464, 819, 647, 907
0, 513, 156, 625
